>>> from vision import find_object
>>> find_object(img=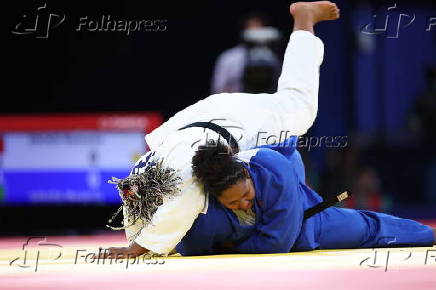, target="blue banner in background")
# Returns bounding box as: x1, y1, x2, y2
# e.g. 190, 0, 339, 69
2, 170, 128, 204
0, 131, 148, 205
